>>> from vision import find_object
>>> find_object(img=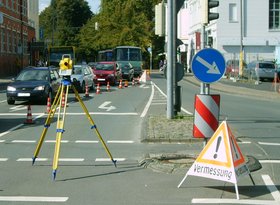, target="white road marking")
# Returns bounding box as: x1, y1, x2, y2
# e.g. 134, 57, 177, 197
58, 158, 84, 162
45, 140, 69, 143
0, 100, 7, 103
192, 175, 280, 204
95, 158, 126, 162
0, 140, 5, 143
262, 175, 280, 201
152, 82, 193, 115
107, 140, 134, 144
238, 141, 251, 144
0, 112, 138, 116
260, 160, 280, 164
0, 124, 24, 138
9, 105, 26, 112
258, 142, 280, 146
12, 140, 36, 143
17, 158, 48, 162
75, 140, 99, 143
98, 101, 116, 111
140, 82, 154, 118
192, 198, 279, 204
0, 158, 8, 161
0, 196, 68, 202
17, 158, 84, 162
